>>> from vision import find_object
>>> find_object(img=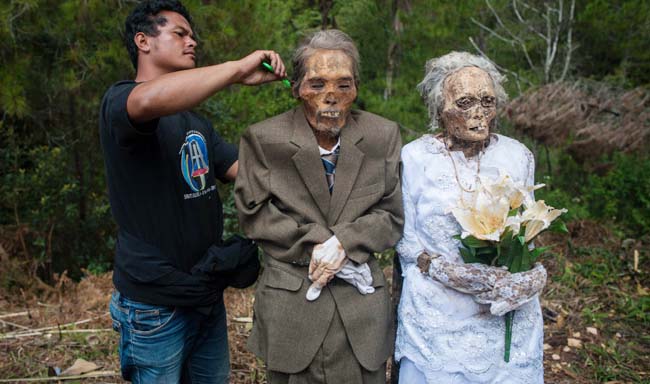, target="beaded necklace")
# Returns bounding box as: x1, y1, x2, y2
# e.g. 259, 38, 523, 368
440, 135, 486, 194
